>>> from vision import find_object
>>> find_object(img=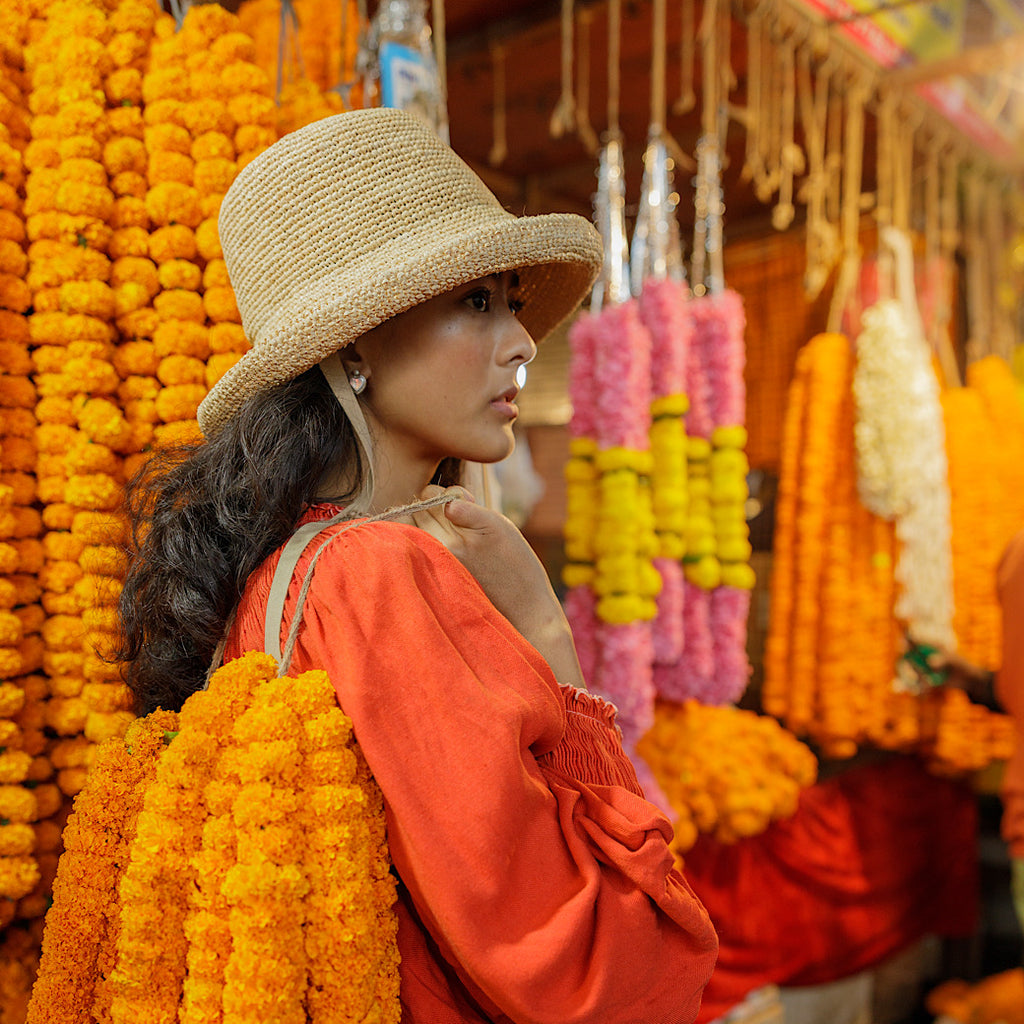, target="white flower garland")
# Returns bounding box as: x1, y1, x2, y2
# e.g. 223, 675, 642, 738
852, 298, 954, 649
